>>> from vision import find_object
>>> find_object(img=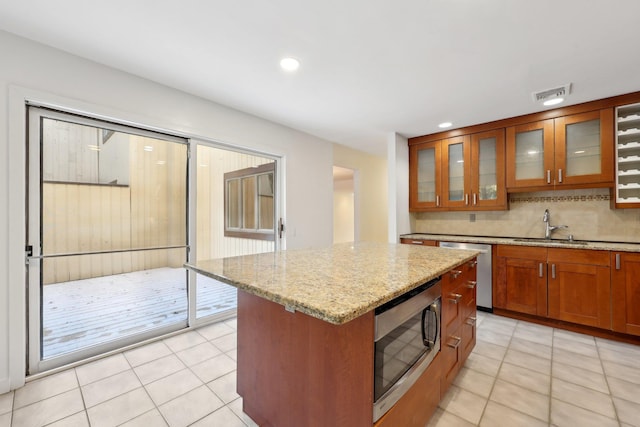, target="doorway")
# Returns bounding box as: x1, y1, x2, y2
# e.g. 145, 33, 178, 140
333, 166, 356, 243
